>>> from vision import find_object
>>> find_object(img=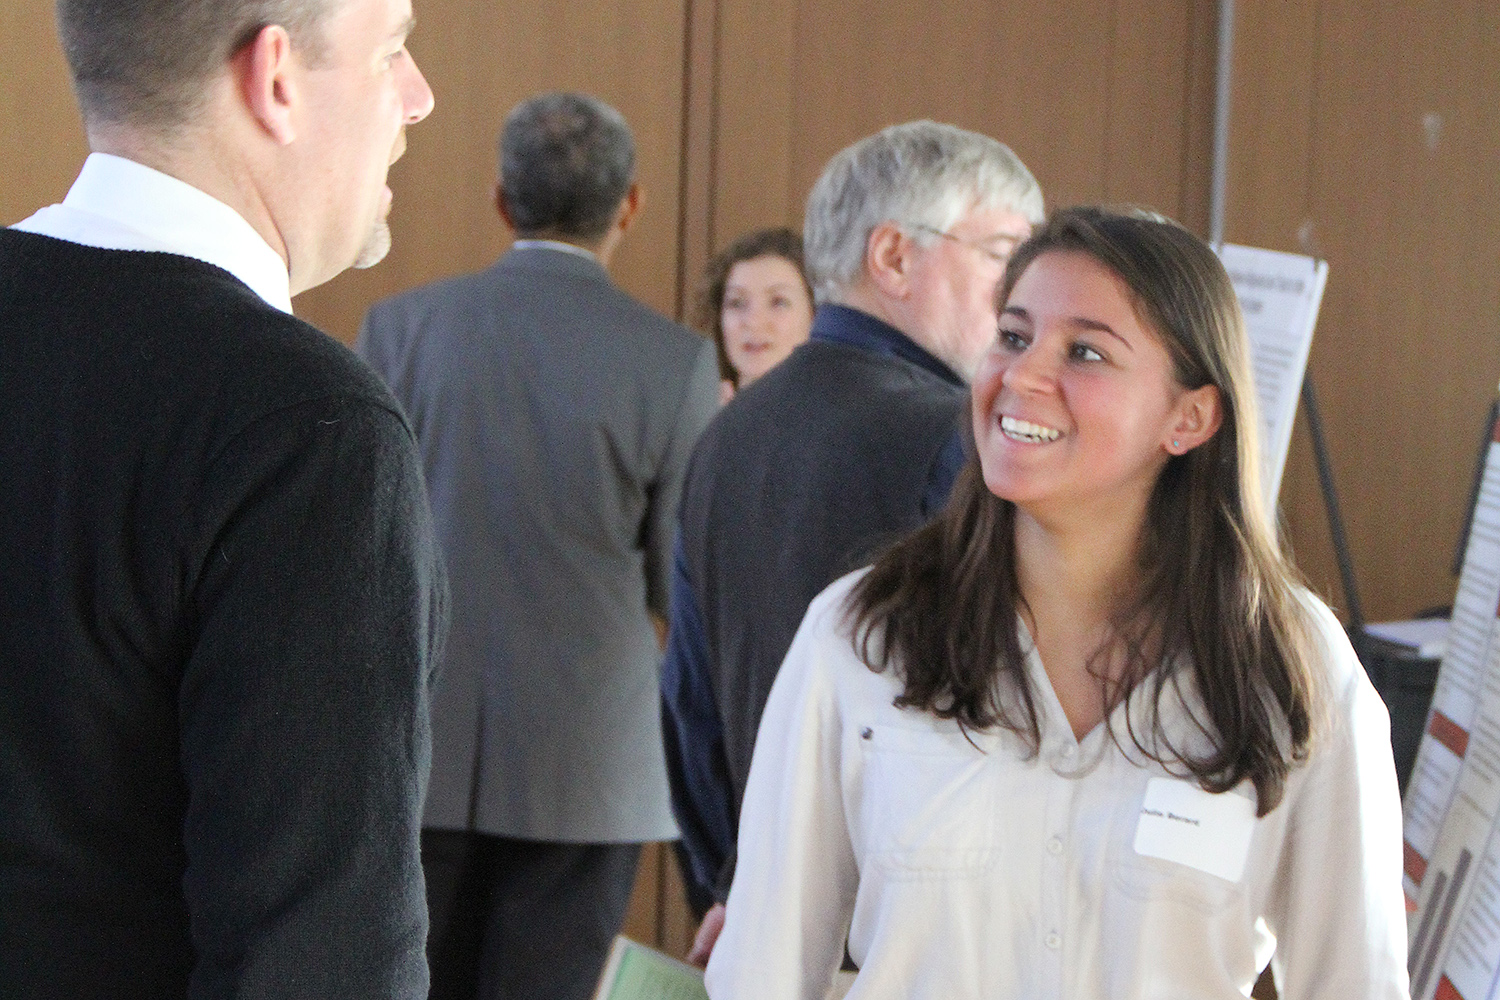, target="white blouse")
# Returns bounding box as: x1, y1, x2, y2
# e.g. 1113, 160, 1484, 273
705, 572, 1409, 999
